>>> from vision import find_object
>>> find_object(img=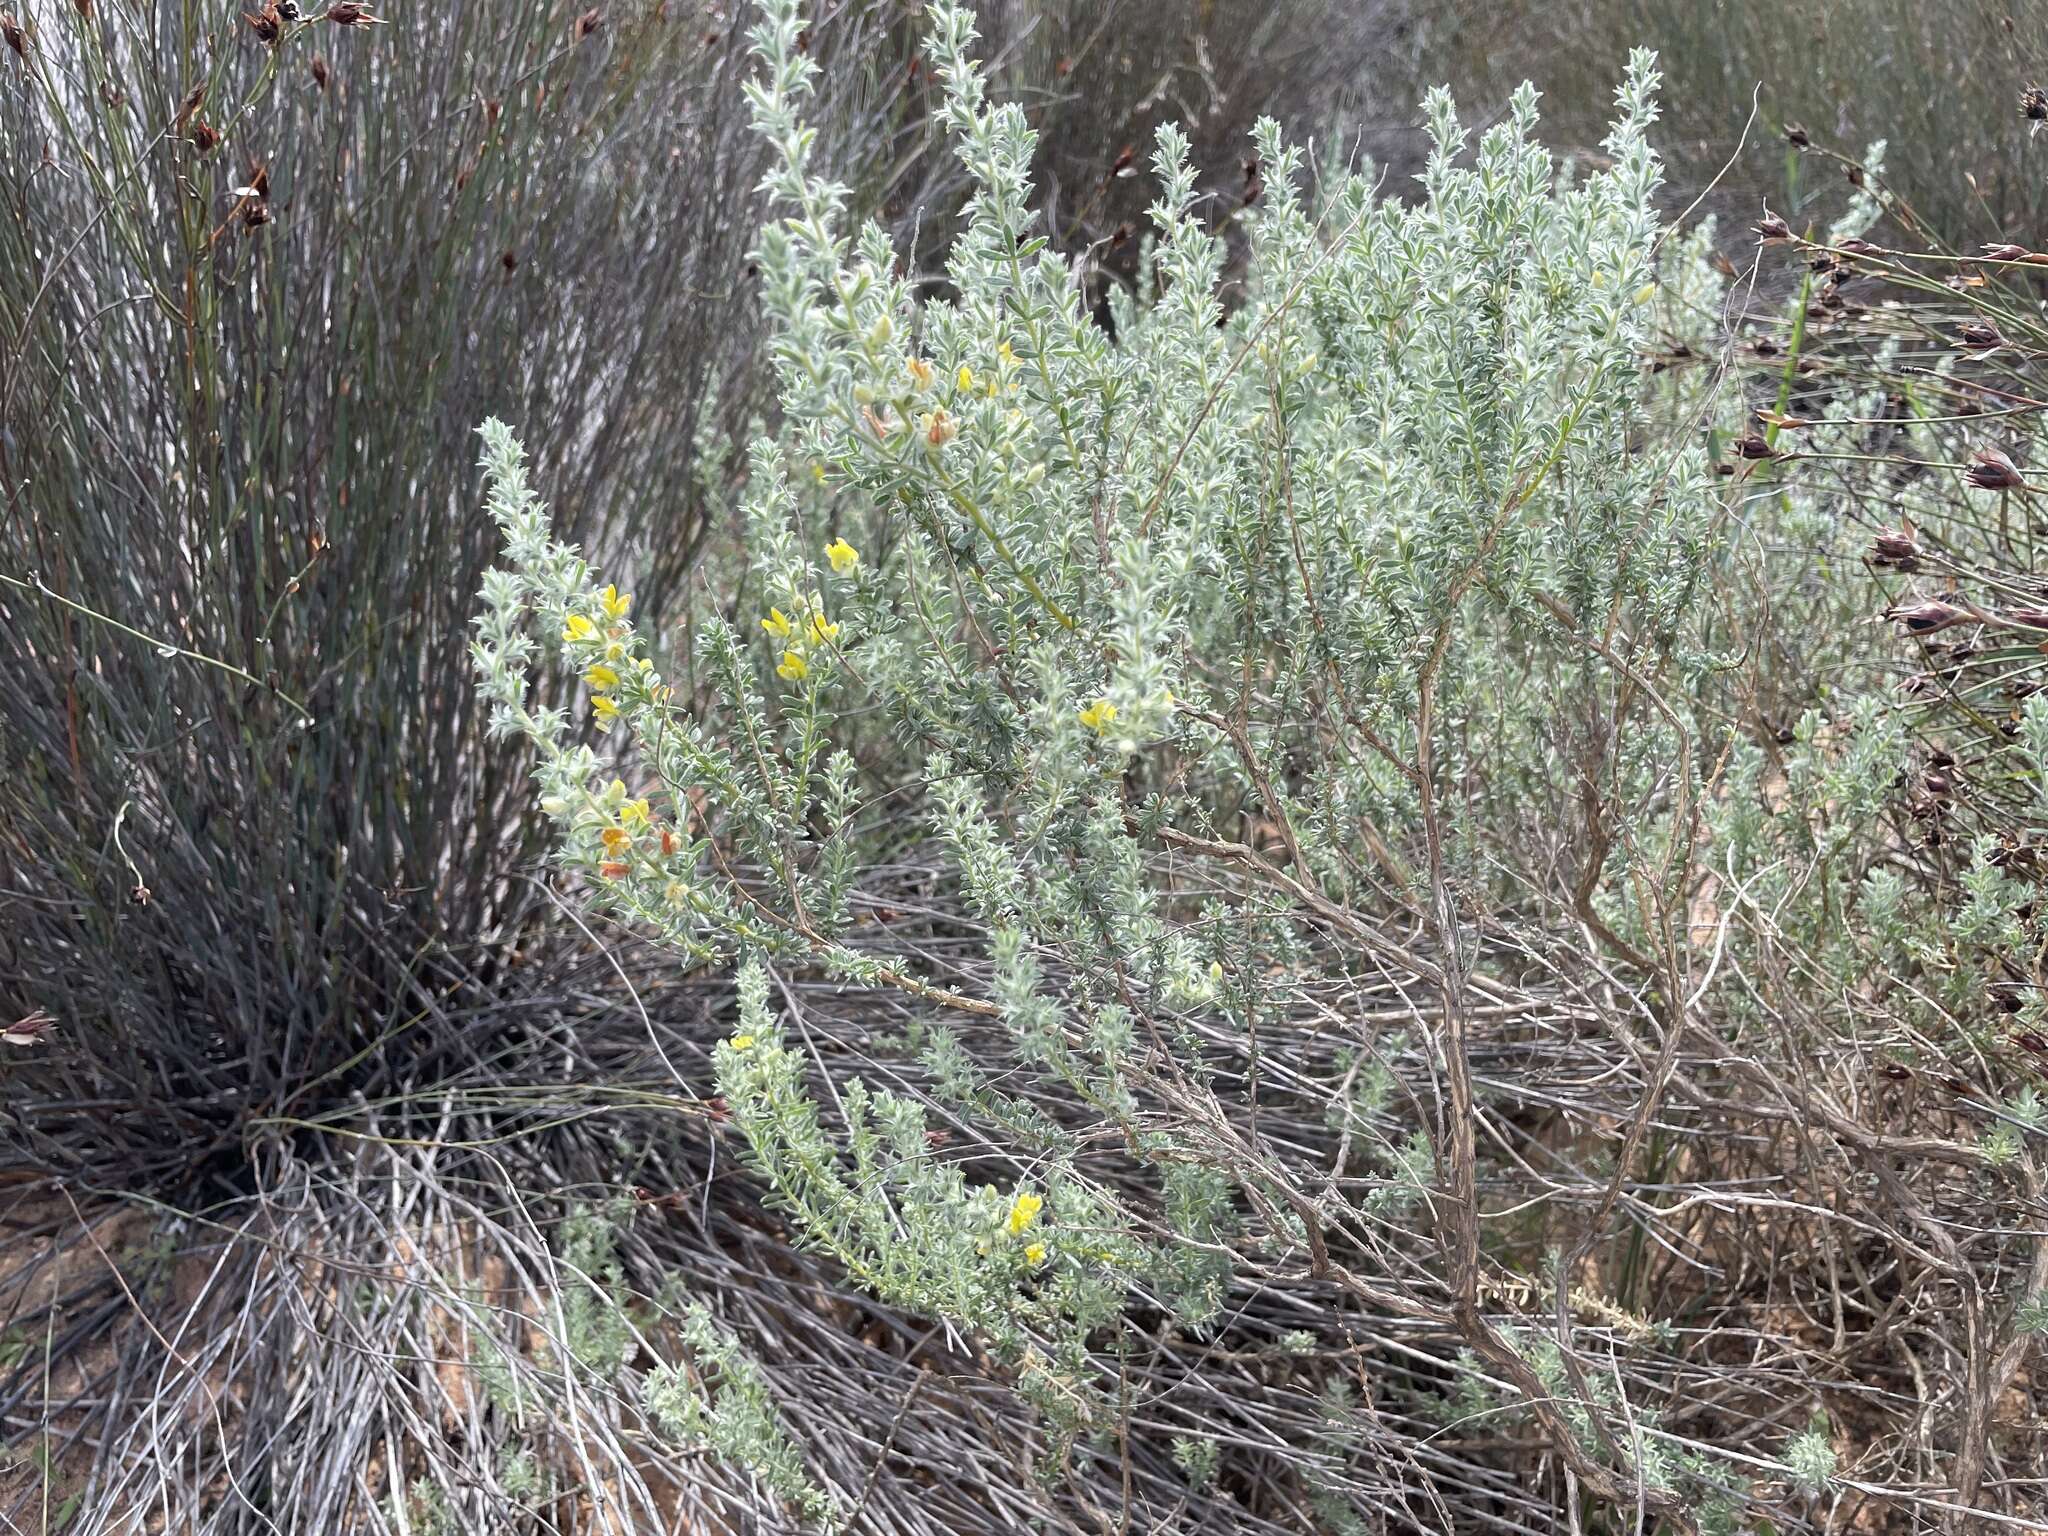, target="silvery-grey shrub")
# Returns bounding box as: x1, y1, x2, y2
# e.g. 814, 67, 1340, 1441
470, 0, 1773, 1520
